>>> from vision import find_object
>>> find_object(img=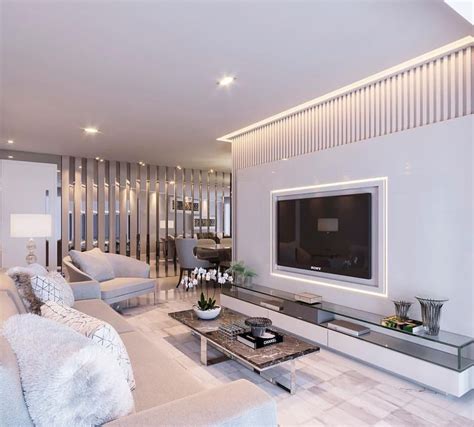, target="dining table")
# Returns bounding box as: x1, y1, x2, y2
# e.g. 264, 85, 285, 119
195, 244, 232, 270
